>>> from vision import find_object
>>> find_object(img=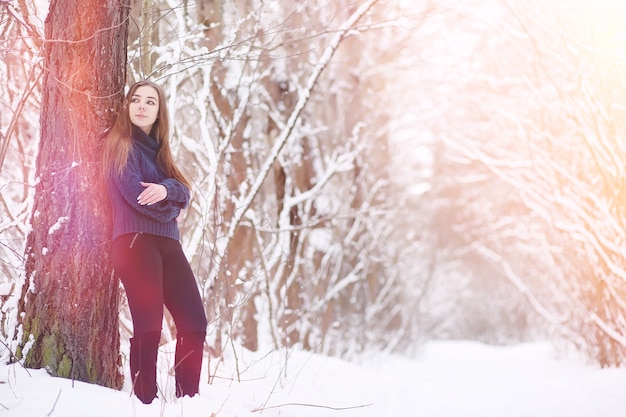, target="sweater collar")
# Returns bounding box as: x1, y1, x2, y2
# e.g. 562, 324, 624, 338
132, 125, 159, 151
